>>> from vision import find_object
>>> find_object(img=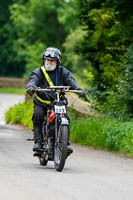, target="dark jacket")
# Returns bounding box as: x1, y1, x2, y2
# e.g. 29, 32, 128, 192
27, 66, 81, 106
